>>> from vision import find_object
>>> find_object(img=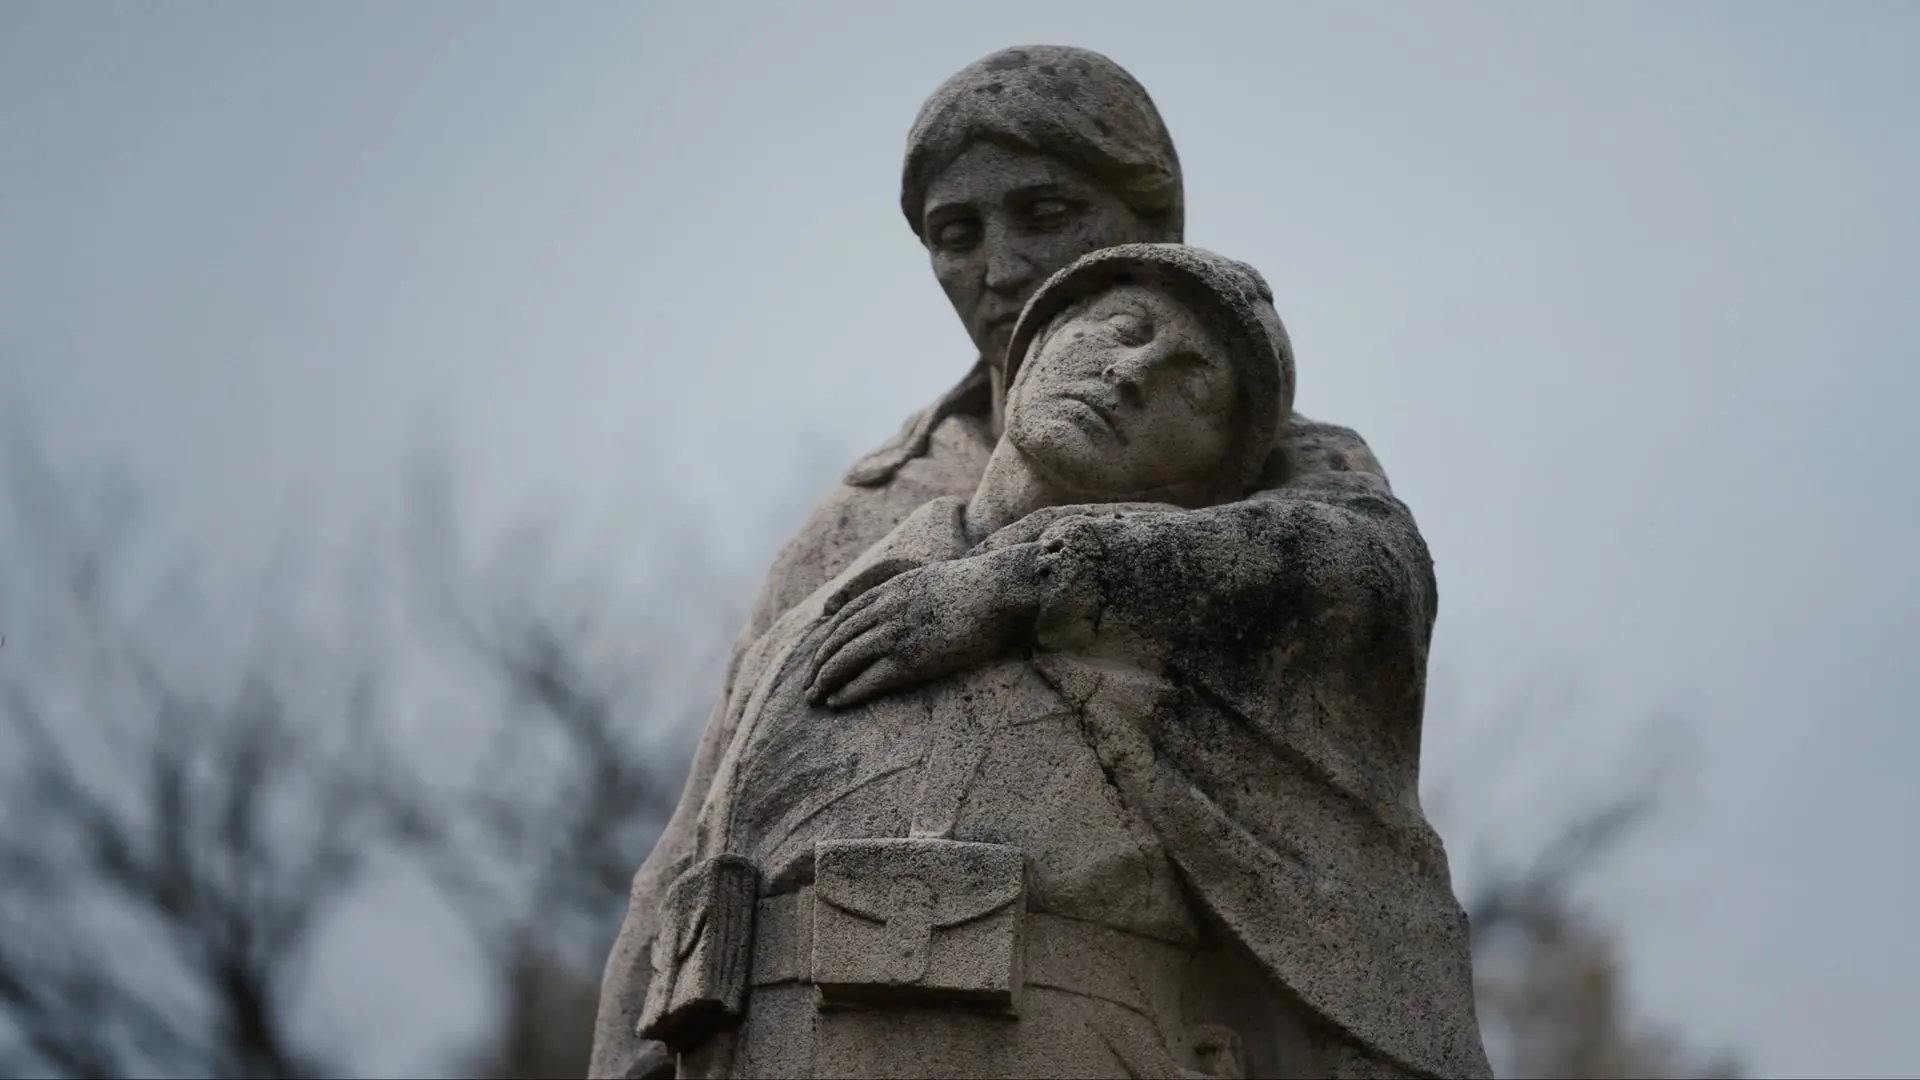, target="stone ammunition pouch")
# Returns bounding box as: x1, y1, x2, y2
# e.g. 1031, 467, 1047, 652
636, 854, 760, 1049
810, 836, 1027, 1012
